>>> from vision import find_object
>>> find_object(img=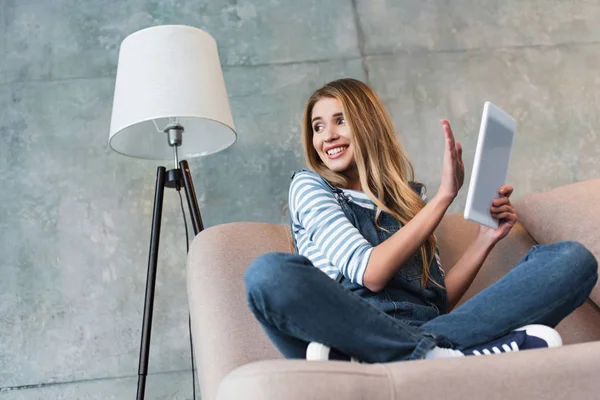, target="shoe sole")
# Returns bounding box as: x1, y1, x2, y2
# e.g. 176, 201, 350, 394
514, 324, 563, 348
